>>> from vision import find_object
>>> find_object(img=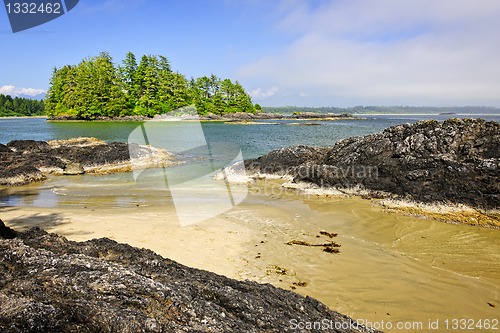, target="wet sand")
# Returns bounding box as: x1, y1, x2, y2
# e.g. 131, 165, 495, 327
1, 178, 499, 332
